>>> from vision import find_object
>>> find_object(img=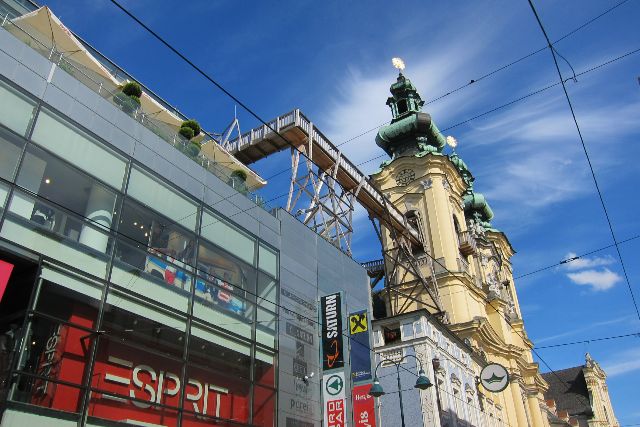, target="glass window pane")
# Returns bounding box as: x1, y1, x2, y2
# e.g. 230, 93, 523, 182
197, 239, 256, 296
257, 273, 277, 312
0, 126, 26, 182
31, 109, 126, 189
256, 308, 276, 348
201, 210, 255, 265
103, 289, 186, 360
0, 181, 9, 212
16, 145, 119, 243
11, 315, 93, 415
252, 386, 276, 427
111, 238, 191, 314
186, 325, 252, 424
0, 81, 37, 136
89, 336, 180, 427
36, 273, 102, 324
255, 349, 276, 388
117, 198, 196, 269
127, 166, 197, 230
2, 190, 111, 279
258, 244, 278, 278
